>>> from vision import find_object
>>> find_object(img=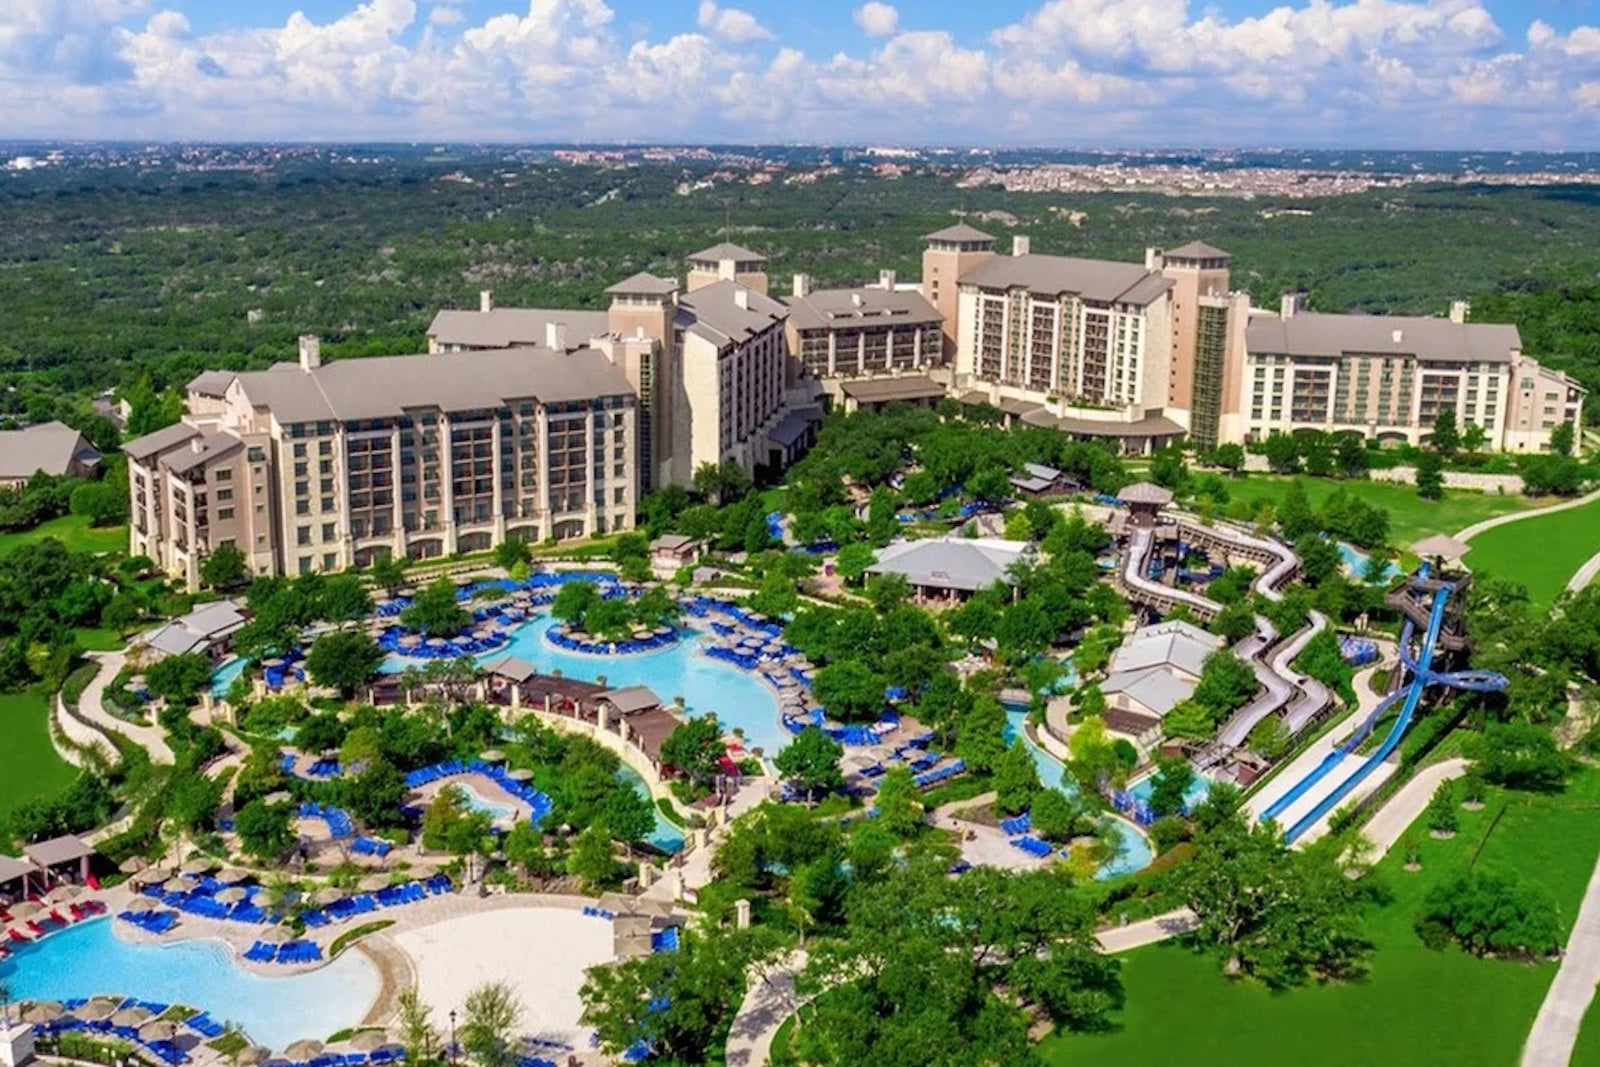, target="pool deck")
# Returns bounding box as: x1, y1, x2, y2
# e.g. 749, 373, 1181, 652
408, 771, 536, 829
